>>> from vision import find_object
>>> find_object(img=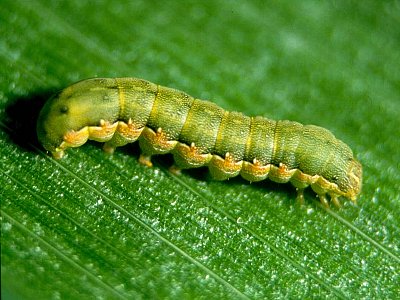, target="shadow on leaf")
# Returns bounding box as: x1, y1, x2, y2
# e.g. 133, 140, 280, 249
3, 90, 56, 152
